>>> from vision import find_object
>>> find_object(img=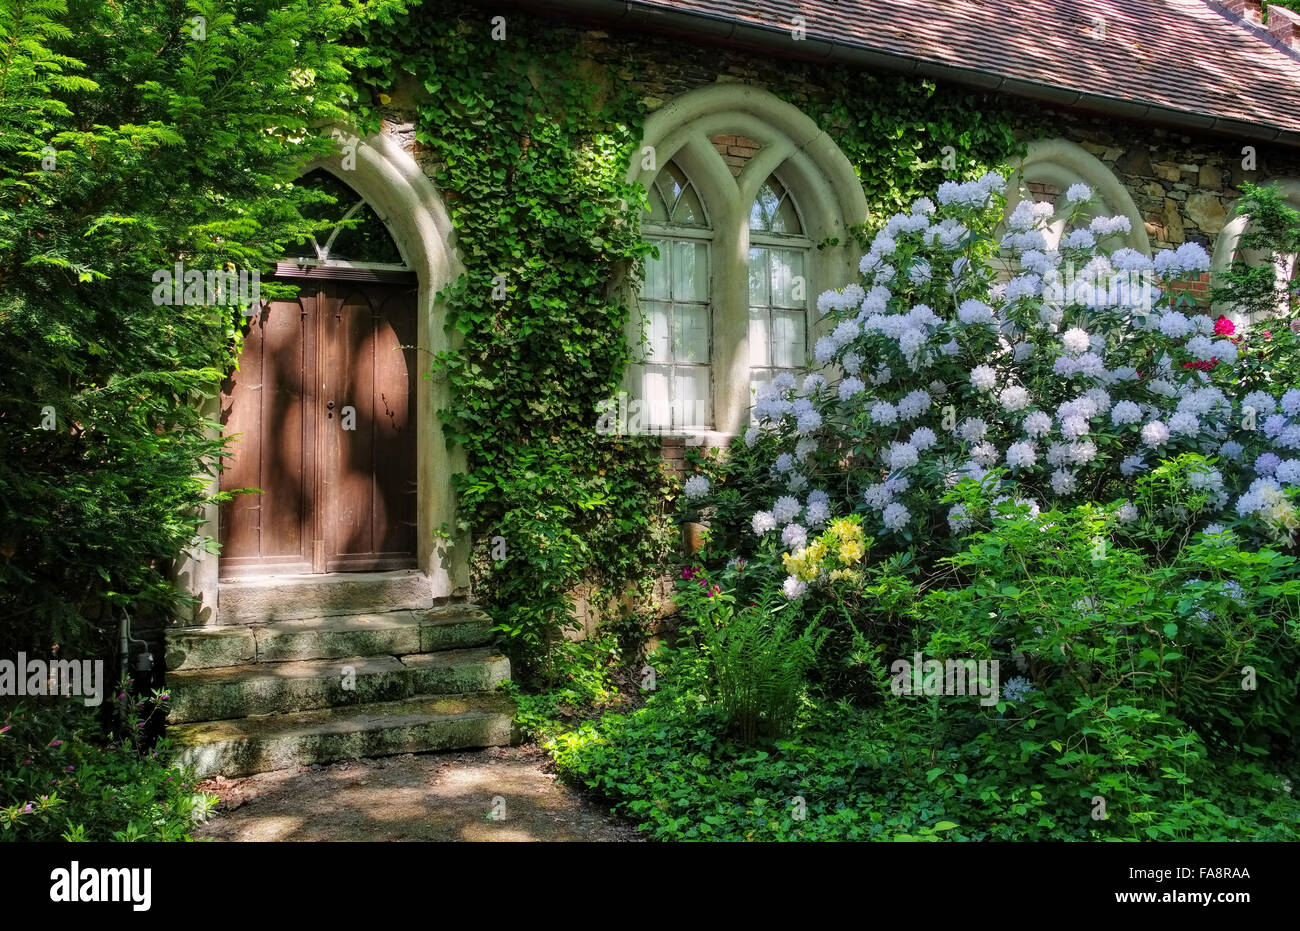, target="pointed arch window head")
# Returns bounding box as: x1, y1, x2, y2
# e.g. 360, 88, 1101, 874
286, 169, 407, 267
750, 174, 803, 235
637, 159, 714, 431
749, 171, 811, 408
646, 160, 709, 228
